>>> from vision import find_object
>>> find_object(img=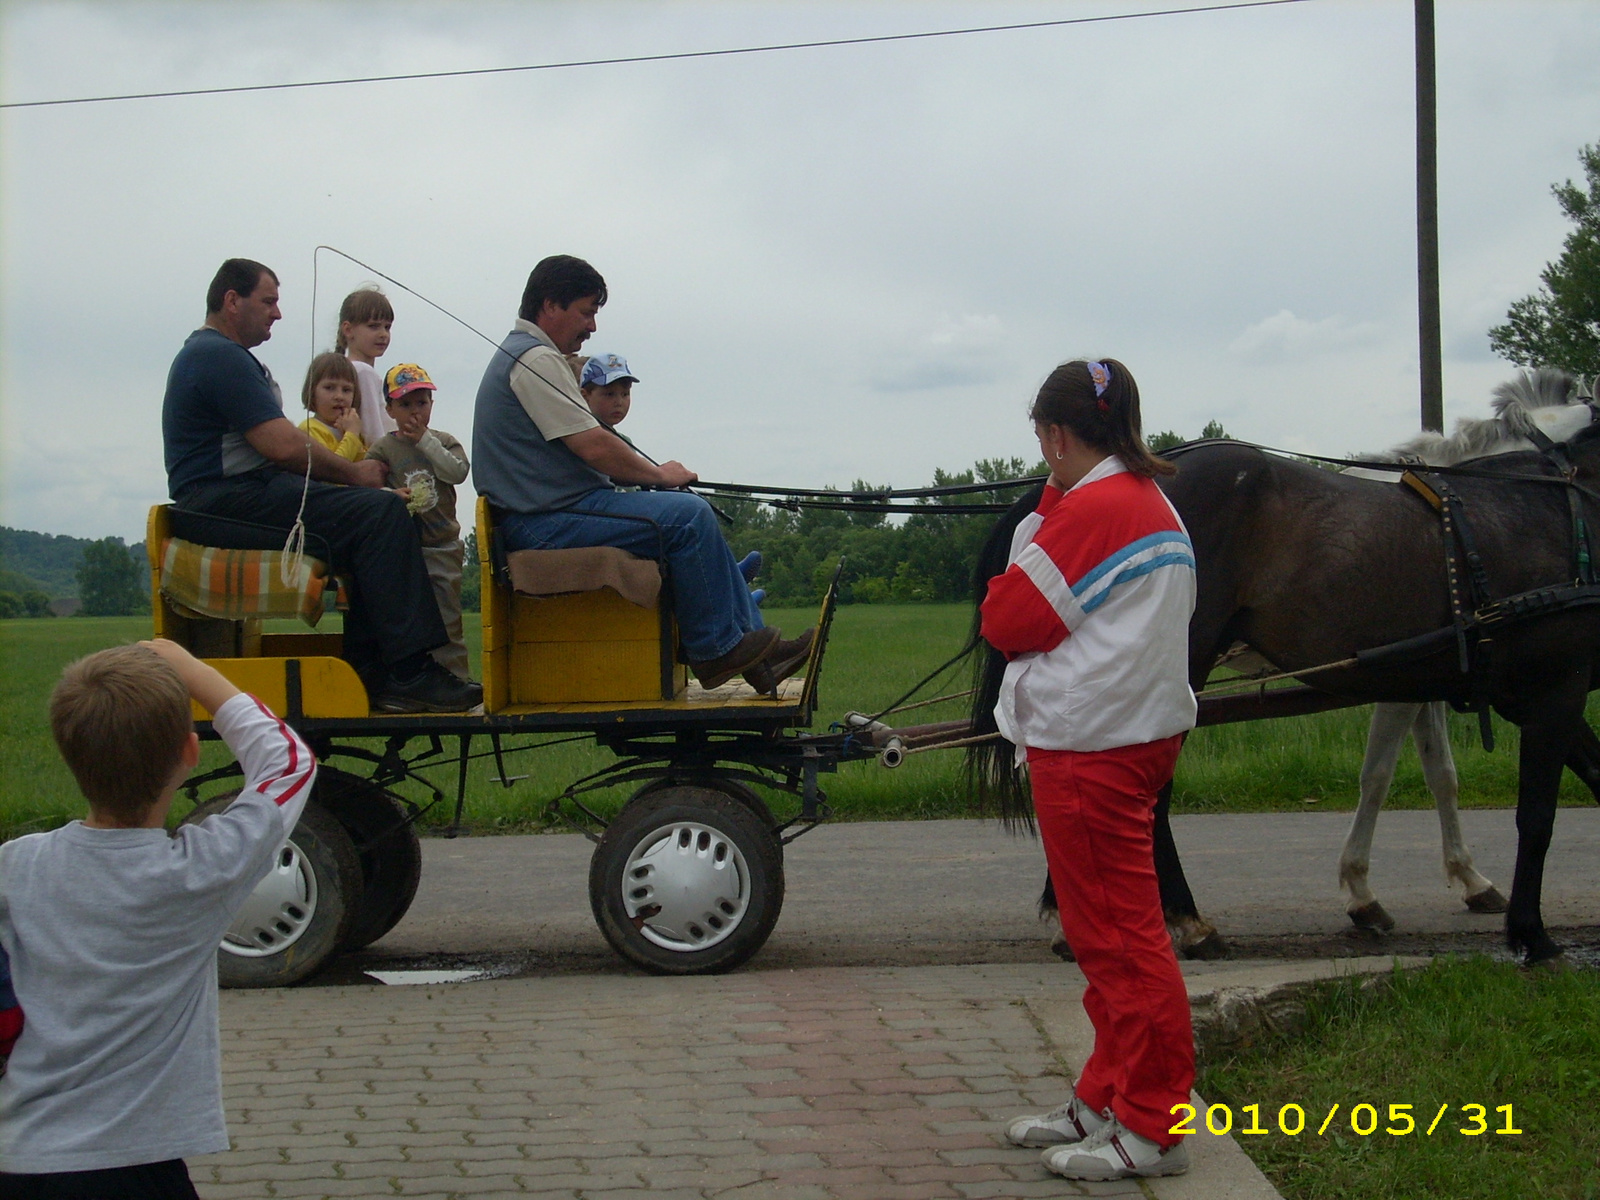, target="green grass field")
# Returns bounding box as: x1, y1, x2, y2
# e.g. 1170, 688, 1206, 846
1198, 956, 1600, 1200
4, 606, 1597, 839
